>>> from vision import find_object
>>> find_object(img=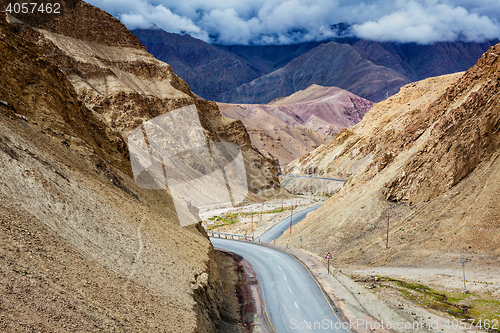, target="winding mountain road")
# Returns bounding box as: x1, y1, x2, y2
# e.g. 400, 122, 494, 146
257, 205, 321, 242
212, 206, 352, 333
